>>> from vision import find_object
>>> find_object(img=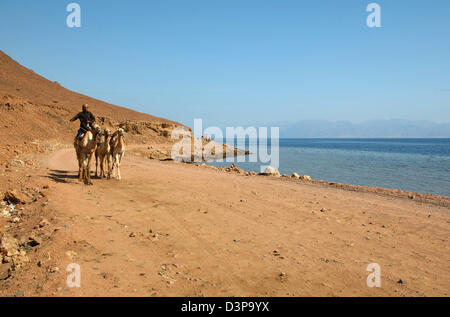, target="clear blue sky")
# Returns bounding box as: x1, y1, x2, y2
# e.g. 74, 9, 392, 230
0, 0, 449, 127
